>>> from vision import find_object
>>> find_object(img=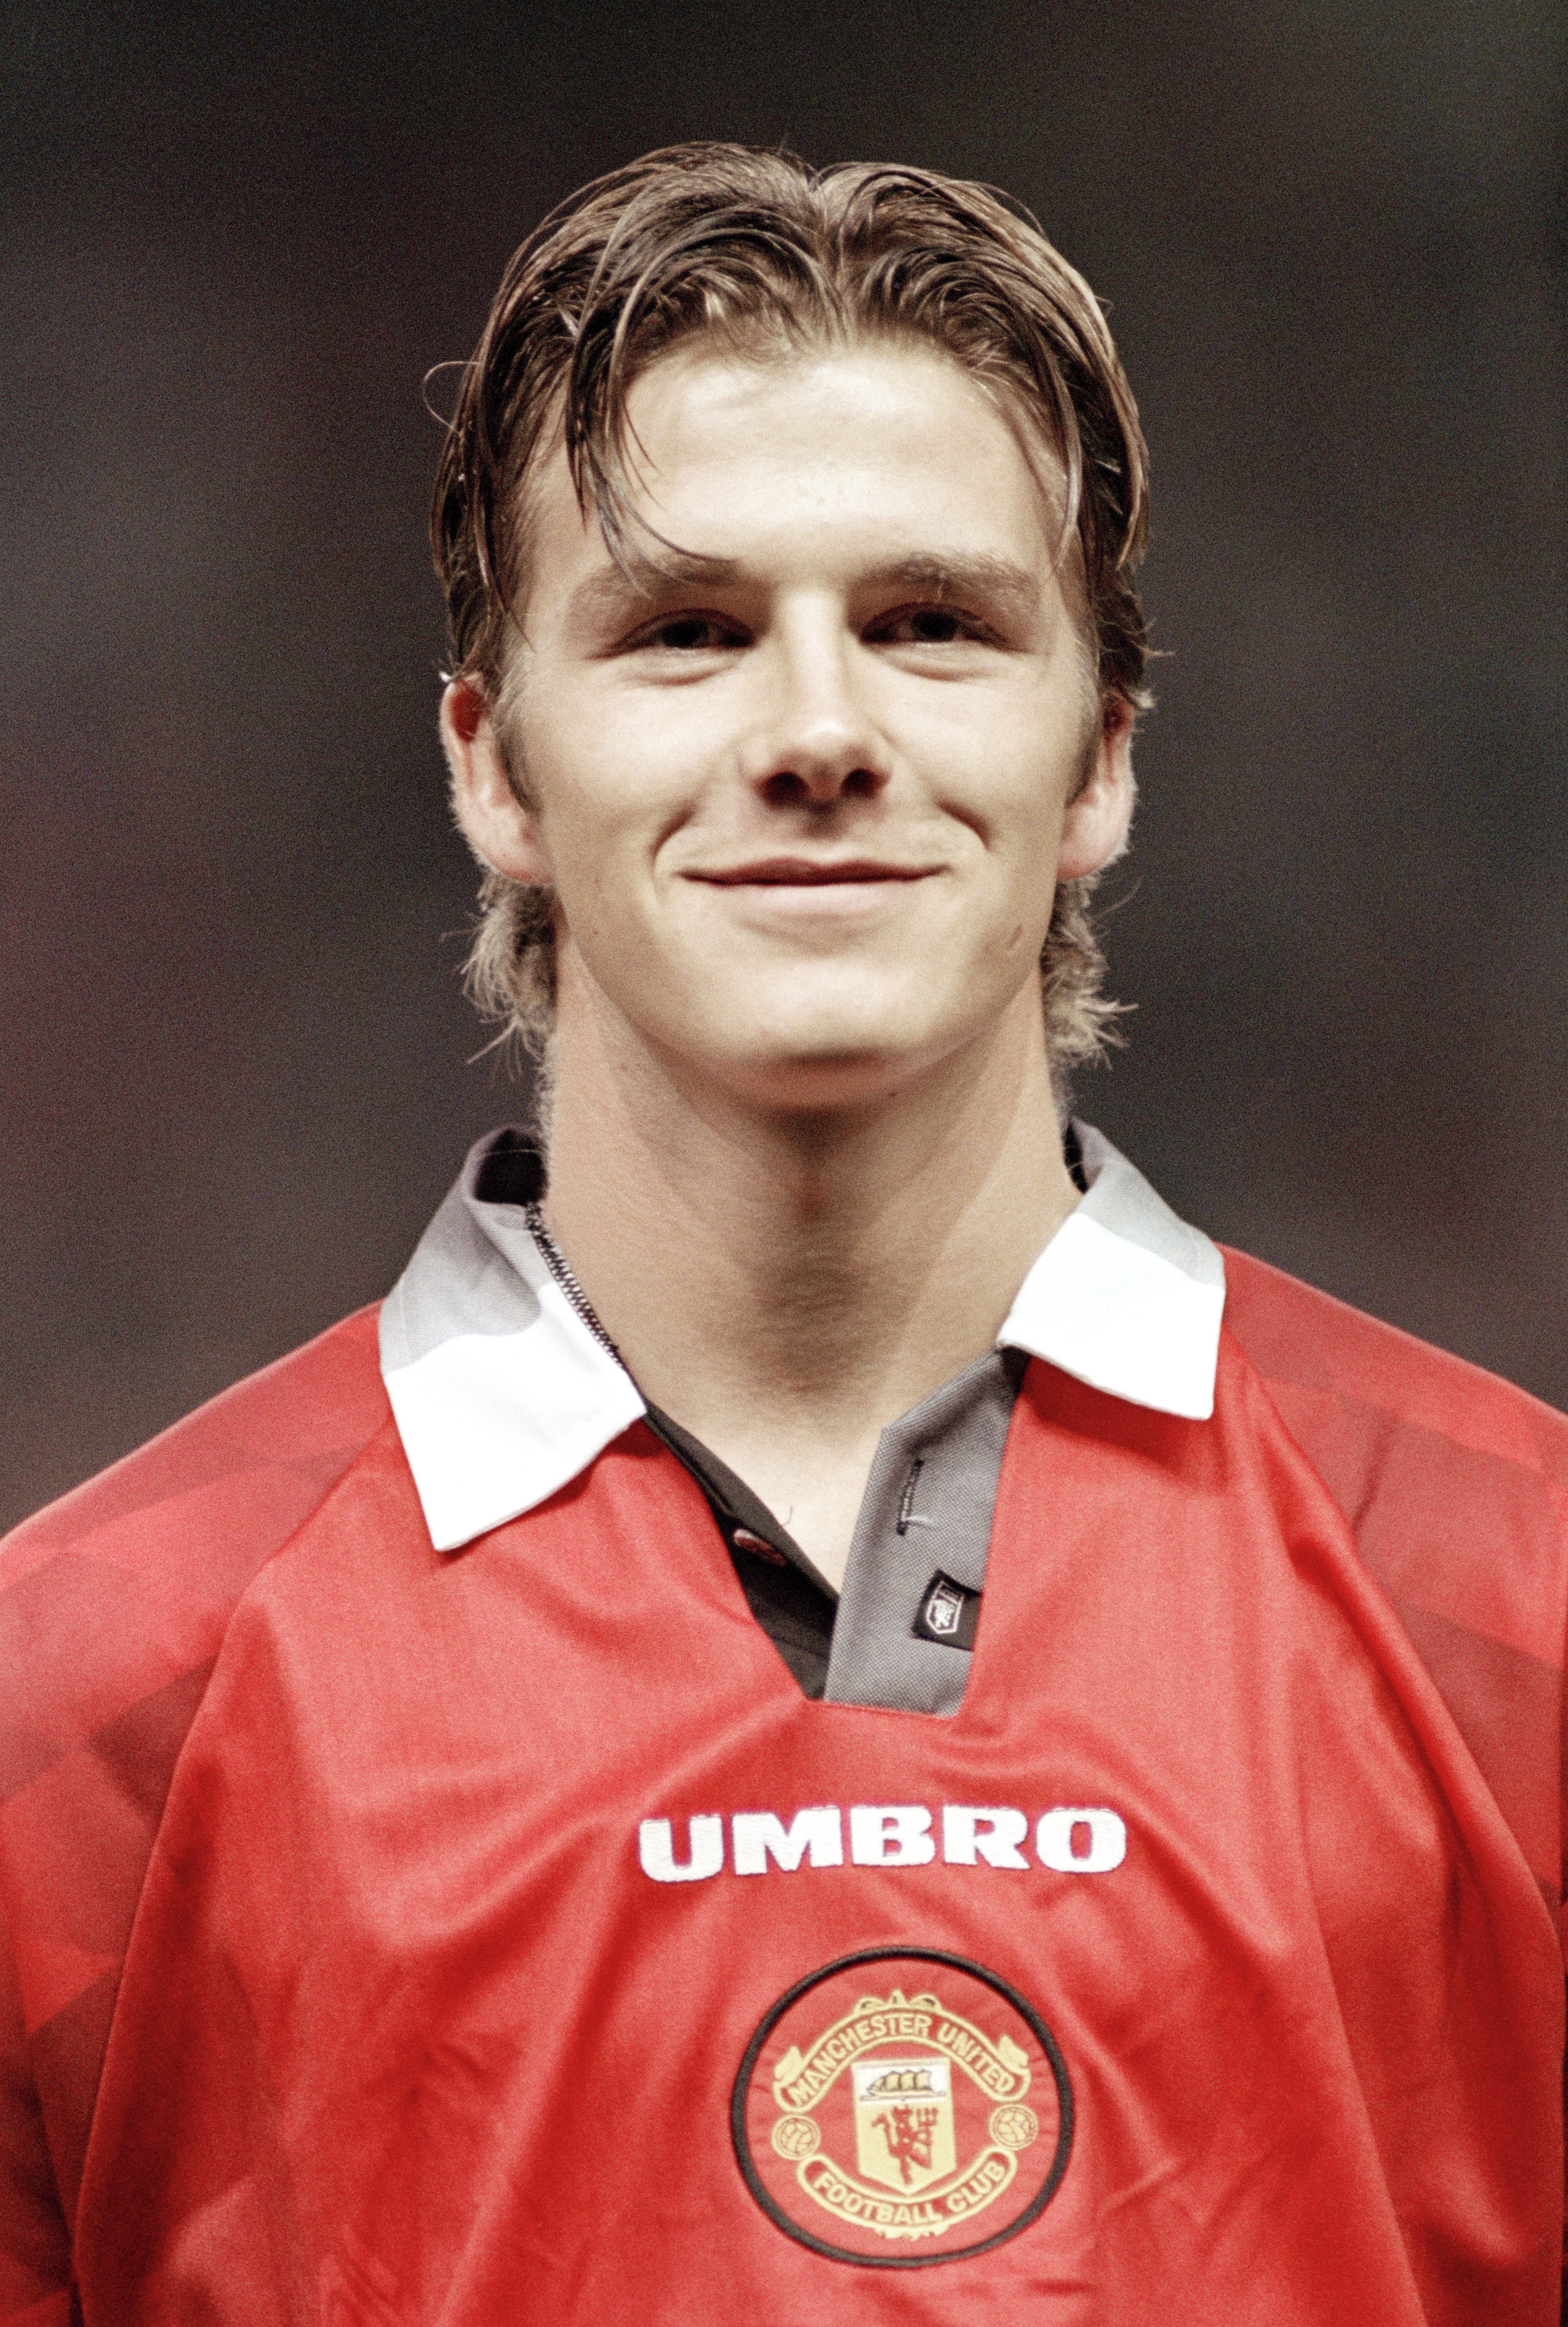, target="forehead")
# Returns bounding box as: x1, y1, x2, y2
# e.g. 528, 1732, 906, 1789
522, 336, 1069, 607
